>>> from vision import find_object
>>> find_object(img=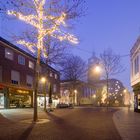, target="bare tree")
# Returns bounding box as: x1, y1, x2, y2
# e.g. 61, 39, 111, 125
60, 54, 87, 81
100, 48, 124, 108
60, 54, 87, 104
0, 0, 86, 65
0, 0, 85, 121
